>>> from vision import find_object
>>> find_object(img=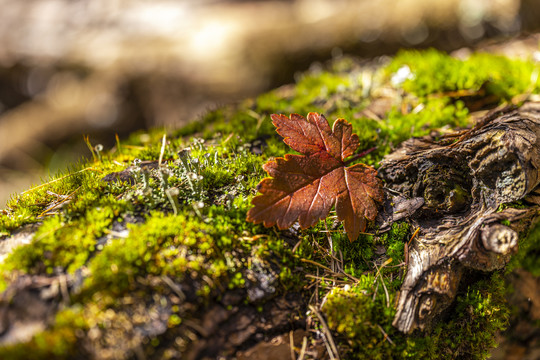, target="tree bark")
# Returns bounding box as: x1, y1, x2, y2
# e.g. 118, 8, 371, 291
379, 102, 540, 333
